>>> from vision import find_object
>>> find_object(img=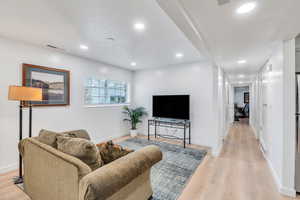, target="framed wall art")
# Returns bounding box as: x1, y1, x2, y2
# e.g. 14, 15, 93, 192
22, 63, 70, 106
